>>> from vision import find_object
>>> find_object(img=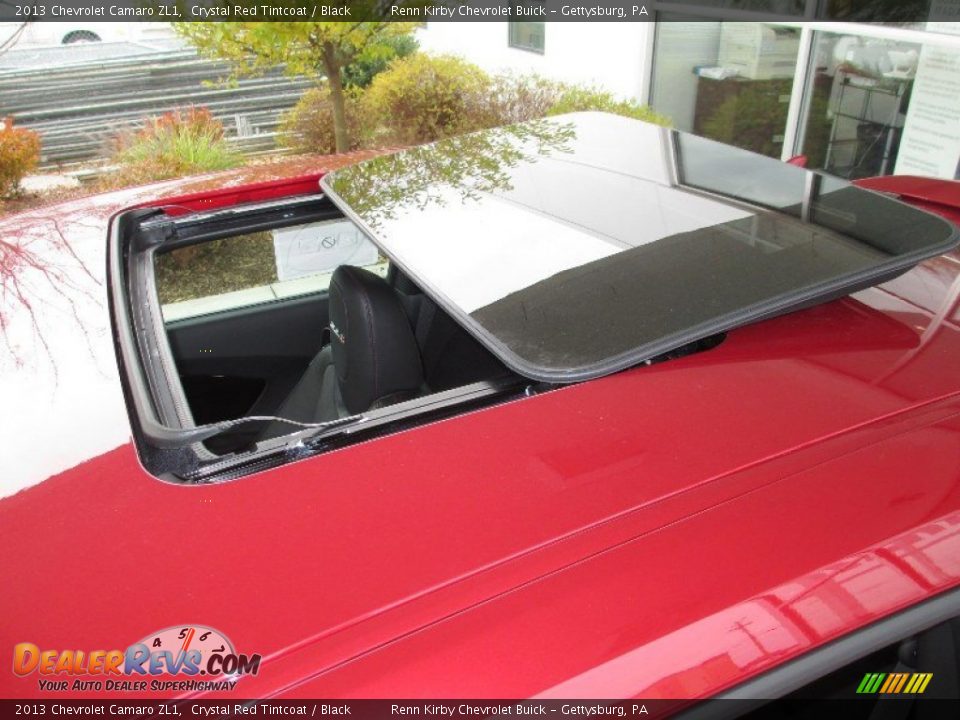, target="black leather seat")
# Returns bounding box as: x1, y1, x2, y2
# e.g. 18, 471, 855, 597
264, 266, 424, 437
